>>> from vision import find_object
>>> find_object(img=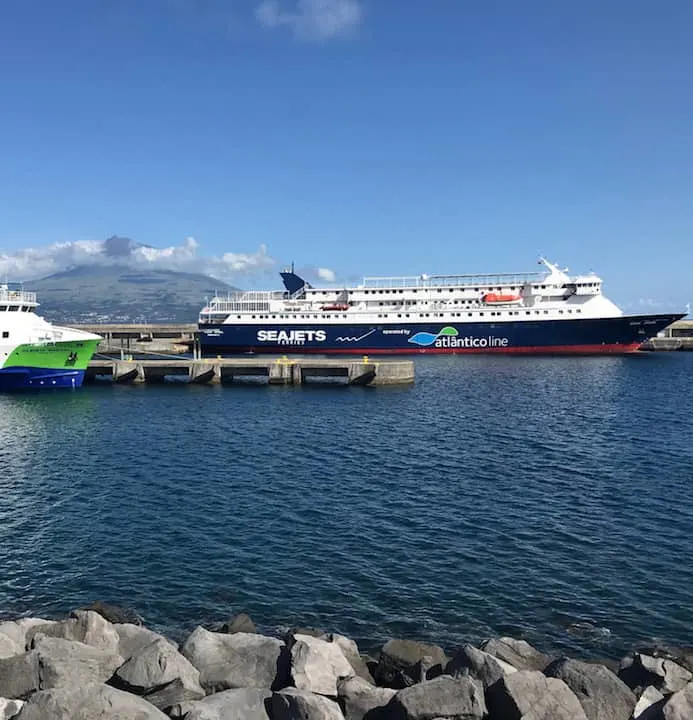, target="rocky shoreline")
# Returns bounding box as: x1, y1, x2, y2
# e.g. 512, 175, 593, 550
0, 602, 691, 719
